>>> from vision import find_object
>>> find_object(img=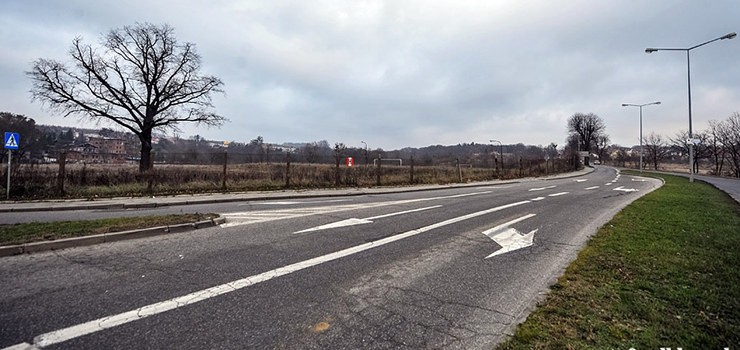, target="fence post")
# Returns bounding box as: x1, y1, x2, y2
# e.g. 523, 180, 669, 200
410, 156, 415, 184
376, 154, 382, 186
222, 149, 228, 191
456, 158, 463, 182
57, 151, 66, 196
519, 157, 523, 178
285, 152, 291, 188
